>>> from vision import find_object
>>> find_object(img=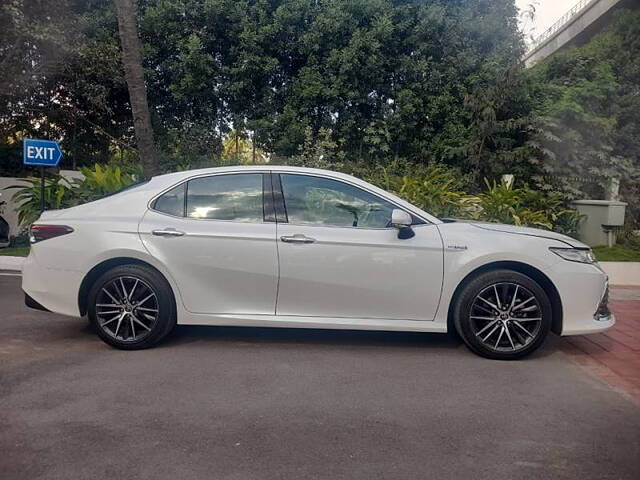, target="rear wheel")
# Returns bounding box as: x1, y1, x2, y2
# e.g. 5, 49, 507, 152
88, 264, 176, 350
453, 269, 552, 360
